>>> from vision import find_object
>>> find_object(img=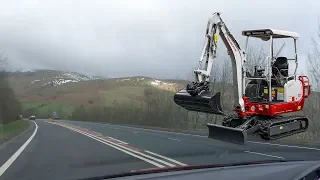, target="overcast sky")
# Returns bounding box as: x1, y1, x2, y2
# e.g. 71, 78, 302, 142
0, 0, 319, 78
